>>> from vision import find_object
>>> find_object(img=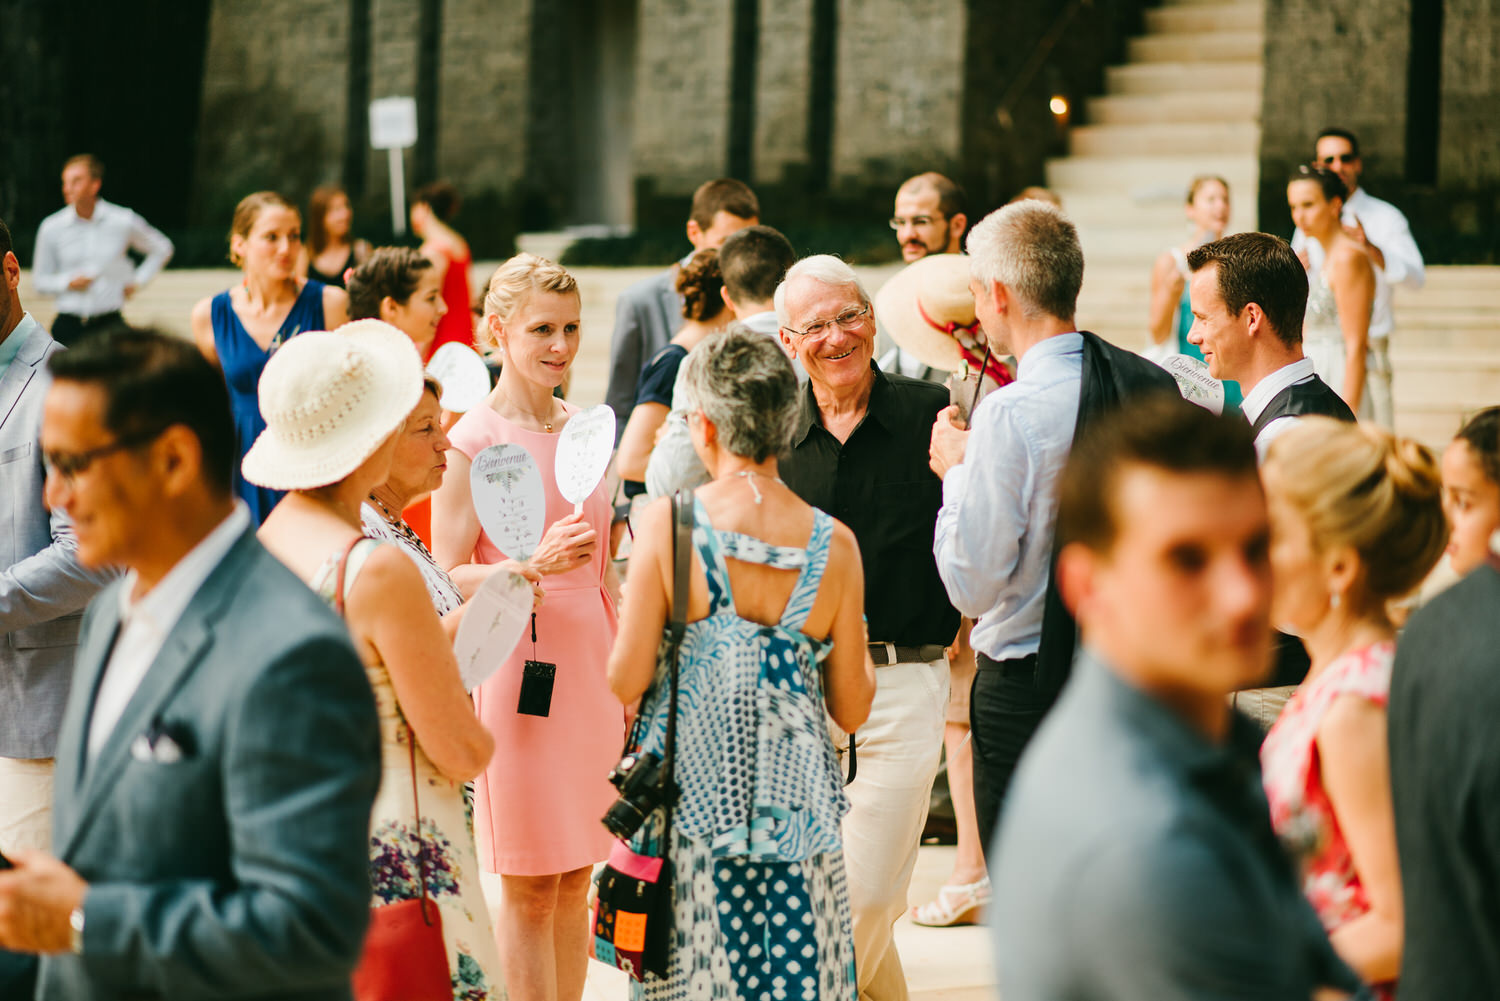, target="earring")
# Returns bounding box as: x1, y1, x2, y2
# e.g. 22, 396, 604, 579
1330, 591, 1342, 610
